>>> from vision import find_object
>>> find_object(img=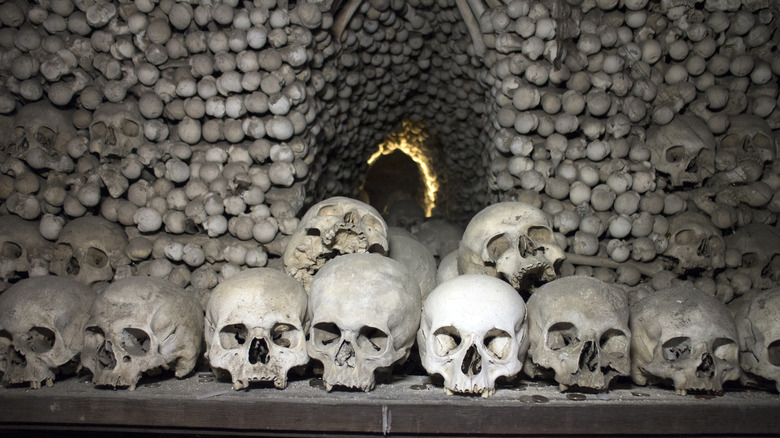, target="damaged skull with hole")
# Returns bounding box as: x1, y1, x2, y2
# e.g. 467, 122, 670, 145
725, 223, 780, 290
630, 285, 740, 395
417, 274, 529, 397
283, 197, 389, 292
50, 215, 128, 286
205, 268, 309, 390
524, 276, 631, 391
80, 277, 203, 390
664, 211, 726, 275
307, 253, 420, 392
0, 276, 94, 388
729, 288, 780, 393
457, 202, 564, 292
88, 100, 145, 159
648, 115, 716, 187
0, 215, 52, 287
